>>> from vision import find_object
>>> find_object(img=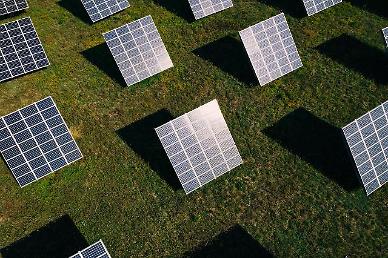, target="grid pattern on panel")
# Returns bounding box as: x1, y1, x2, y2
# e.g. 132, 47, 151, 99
69, 240, 111, 258
302, 0, 342, 16
239, 13, 302, 86
103, 15, 173, 86
383, 27, 388, 47
0, 0, 28, 16
342, 101, 388, 195
0, 97, 83, 187
80, 0, 130, 23
188, 0, 233, 20
0, 17, 50, 82
155, 100, 243, 194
